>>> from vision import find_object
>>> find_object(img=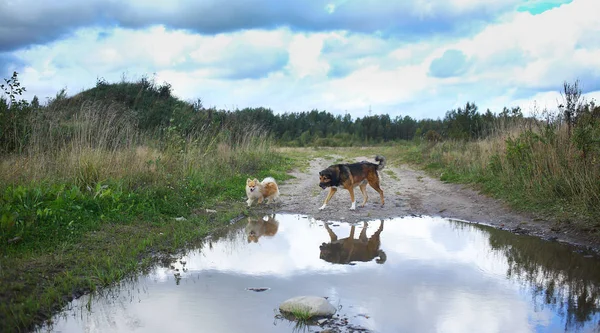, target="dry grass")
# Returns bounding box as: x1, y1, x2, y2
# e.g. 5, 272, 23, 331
0, 101, 276, 190
420, 117, 600, 225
